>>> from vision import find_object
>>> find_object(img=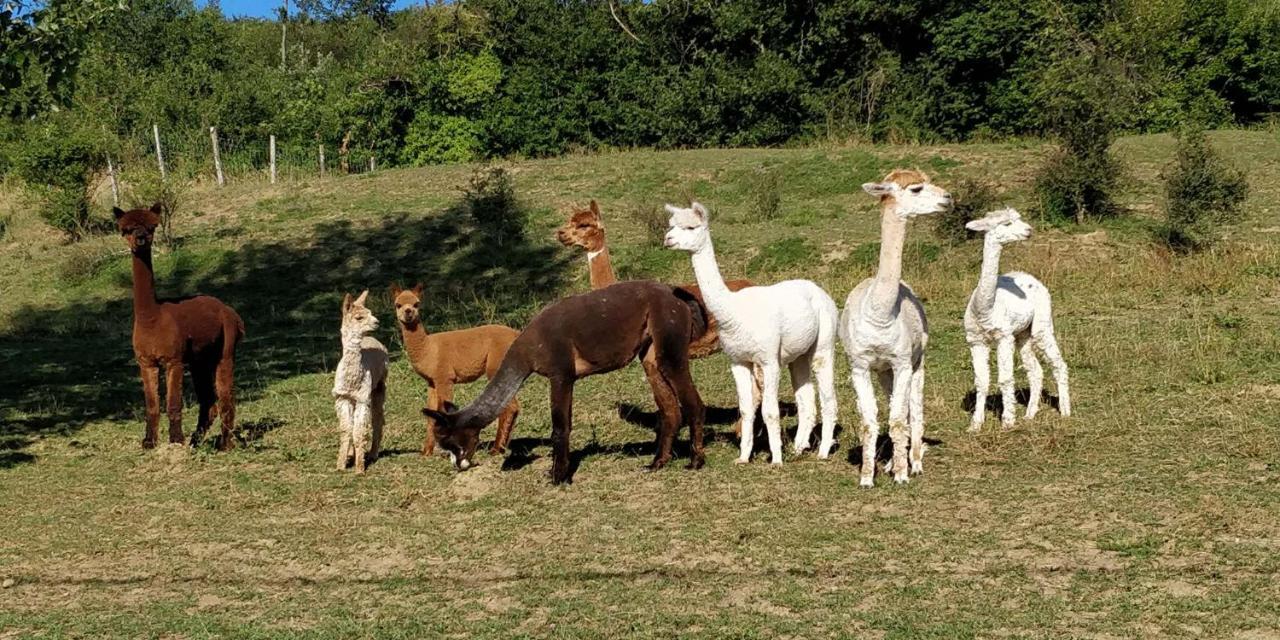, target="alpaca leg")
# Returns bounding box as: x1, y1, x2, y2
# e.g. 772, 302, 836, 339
671, 368, 706, 471
369, 380, 386, 464
851, 366, 879, 487
789, 357, 816, 454
1038, 332, 1071, 417
190, 365, 217, 448
731, 363, 758, 464
996, 337, 1017, 429
351, 401, 370, 474
165, 363, 185, 444
214, 357, 236, 451
1019, 335, 1043, 420
887, 365, 912, 483
139, 364, 162, 449
421, 385, 441, 456
549, 378, 575, 485
814, 350, 839, 459
968, 342, 990, 432
909, 364, 925, 475
641, 355, 681, 472
760, 363, 784, 465
334, 399, 353, 470
492, 398, 520, 455
877, 369, 894, 475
